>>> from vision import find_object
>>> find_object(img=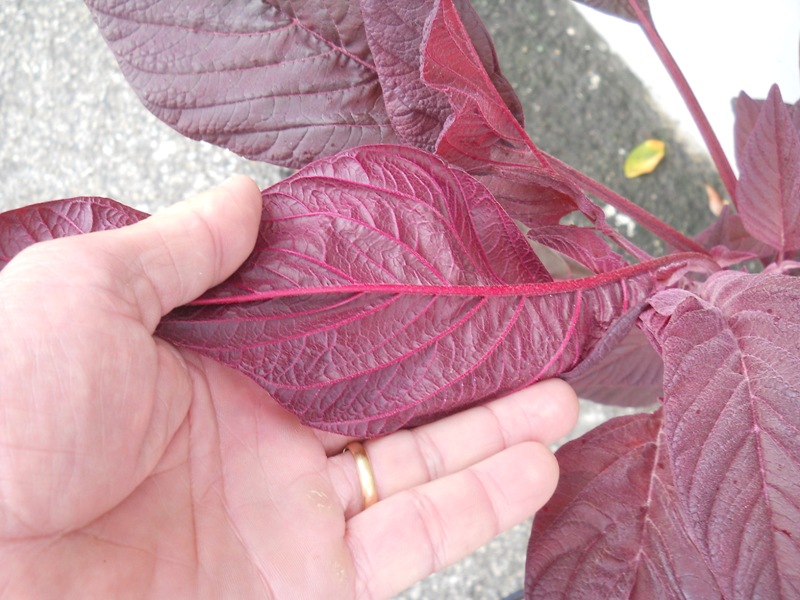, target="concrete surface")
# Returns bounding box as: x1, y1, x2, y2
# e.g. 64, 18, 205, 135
1, 0, 774, 598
